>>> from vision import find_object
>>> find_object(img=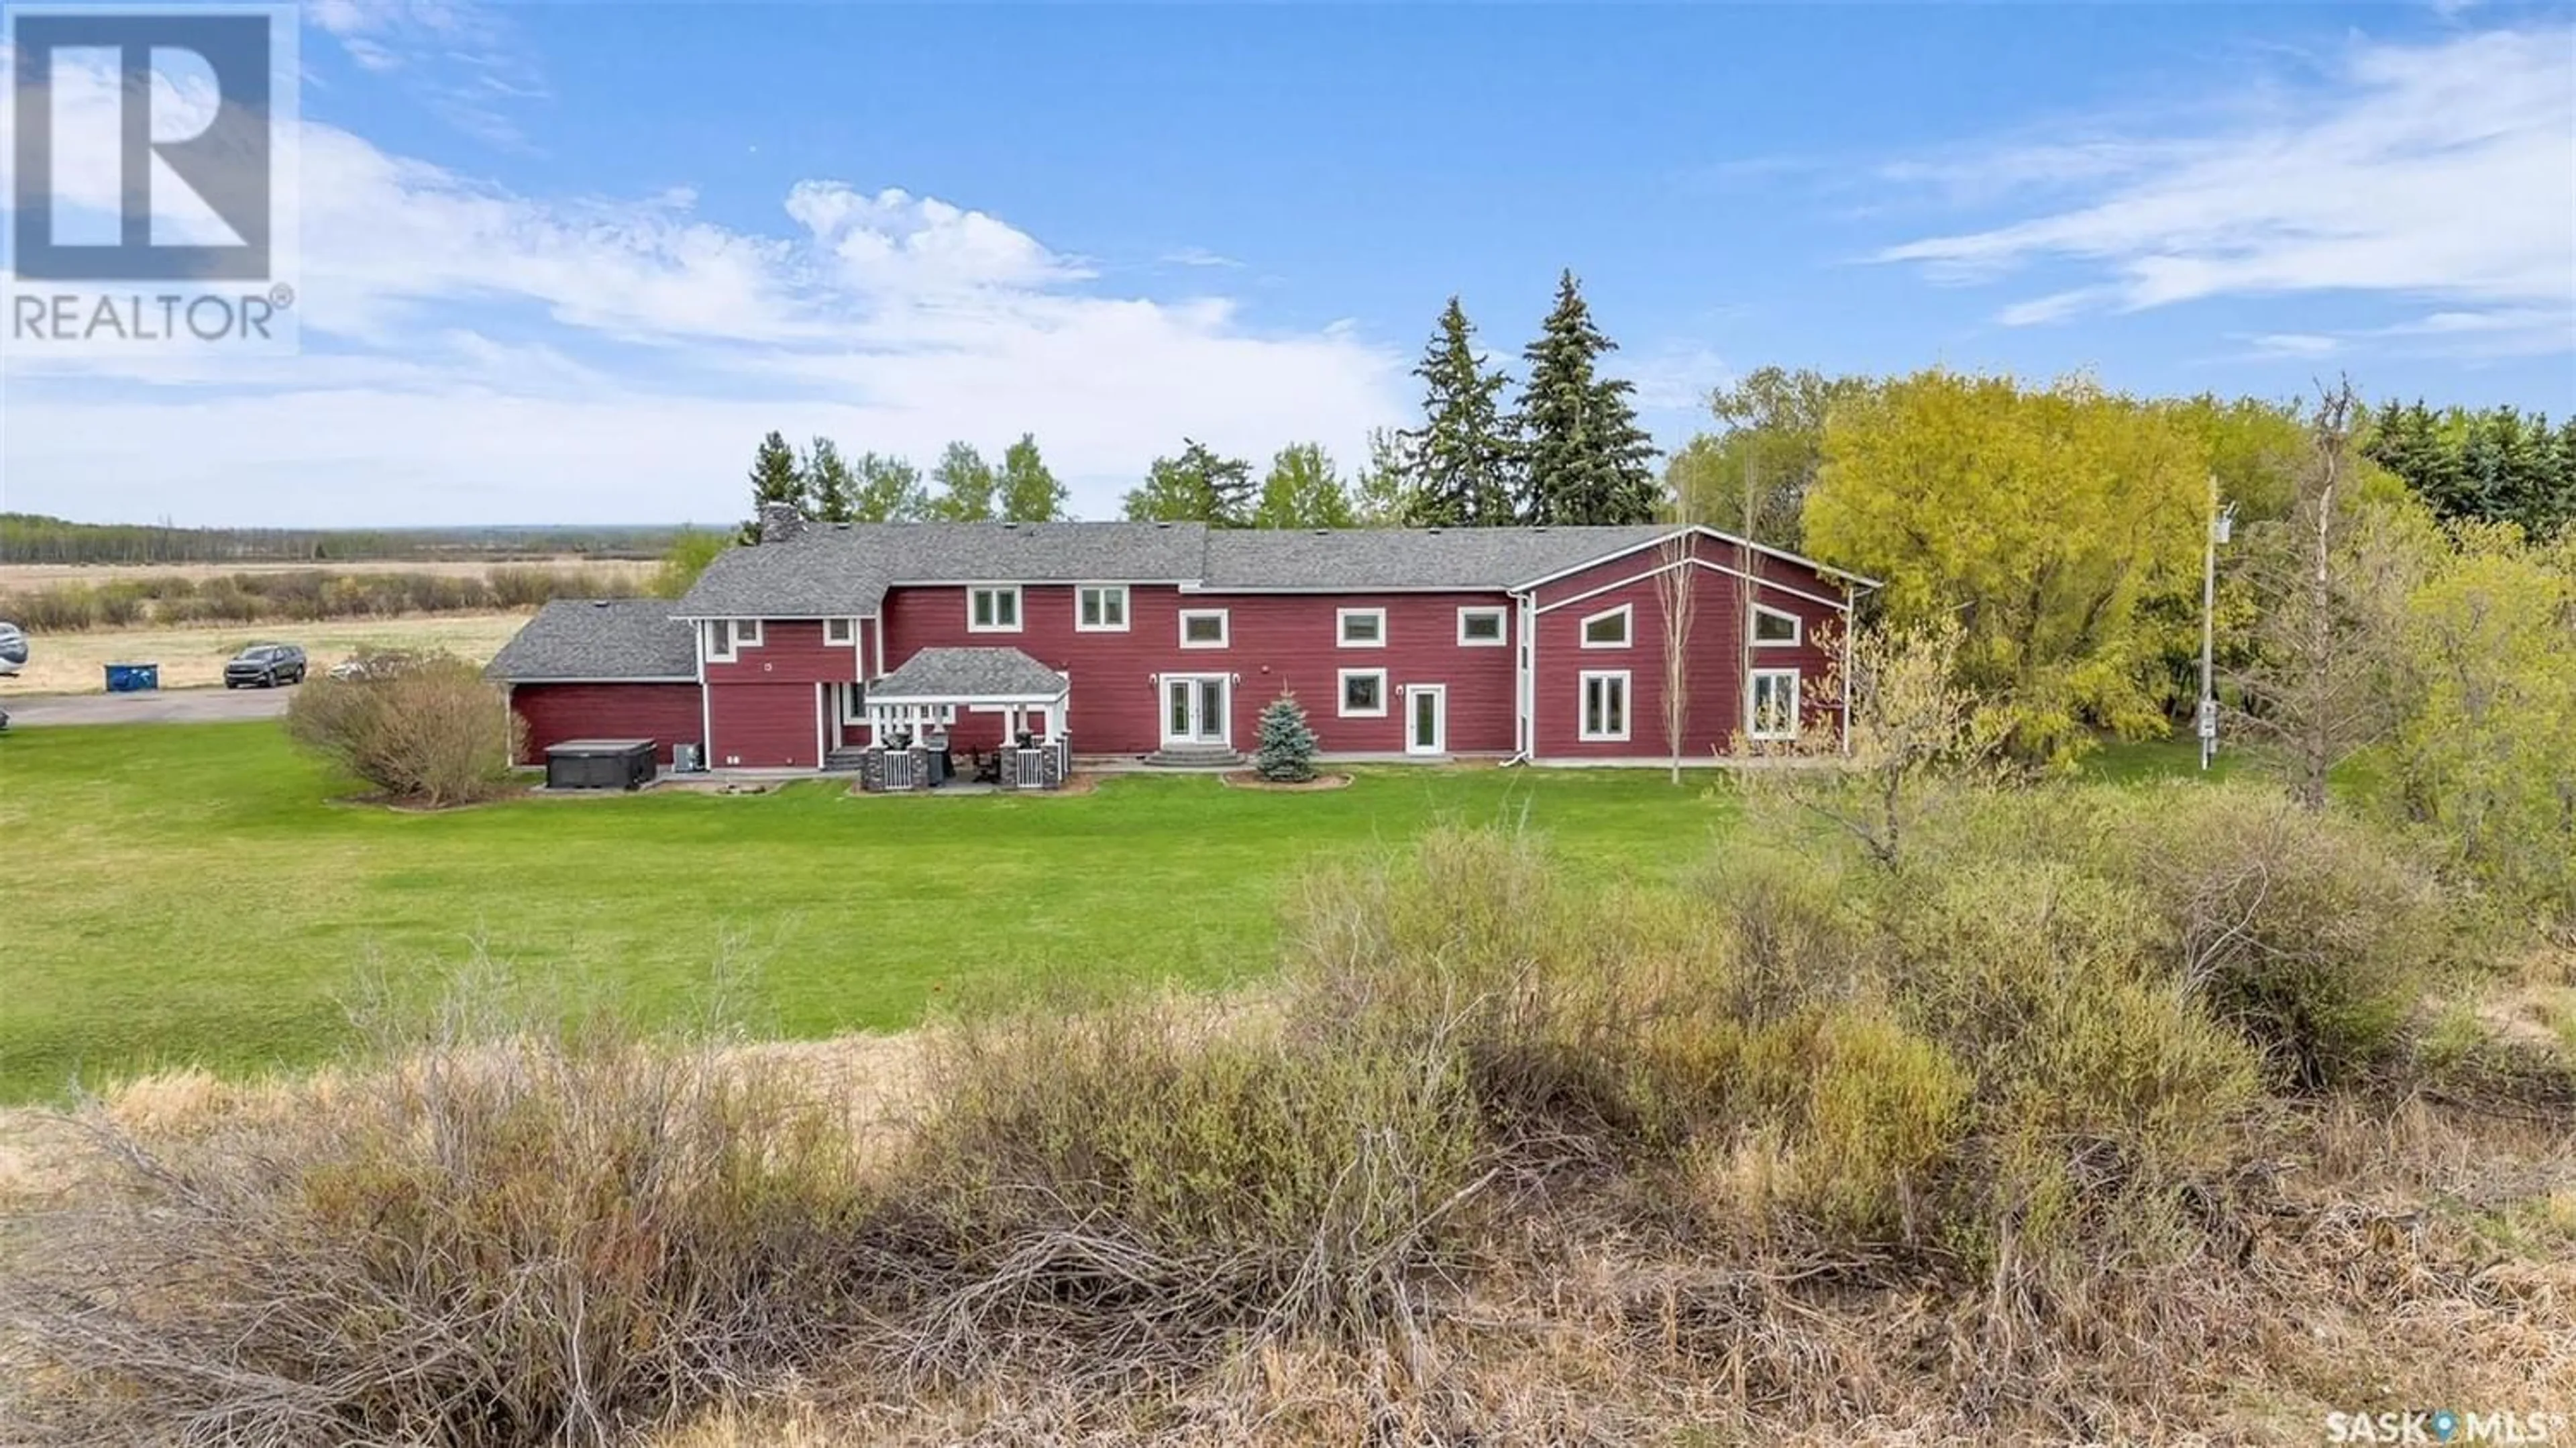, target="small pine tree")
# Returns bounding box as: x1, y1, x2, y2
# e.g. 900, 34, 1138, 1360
1254, 690, 1319, 782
